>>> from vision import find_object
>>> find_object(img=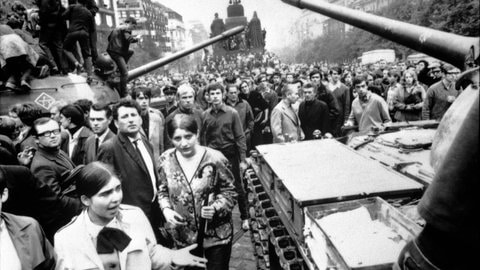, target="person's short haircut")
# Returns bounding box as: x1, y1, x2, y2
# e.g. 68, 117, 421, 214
90, 103, 112, 118
303, 82, 315, 90
309, 69, 321, 78
224, 74, 237, 84
112, 99, 141, 120
131, 87, 152, 100
17, 103, 44, 127
292, 79, 303, 87
32, 117, 56, 136
226, 84, 239, 92
329, 67, 342, 75
281, 84, 295, 98
352, 75, 367, 87
75, 162, 116, 198
73, 99, 92, 115
124, 17, 137, 25
0, 116, 16, 138
60, 104, 85, 126
206, 83, 224, 94
167, 114, 198, 139
163, 85, 177, 95
177, 84, 195, 98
